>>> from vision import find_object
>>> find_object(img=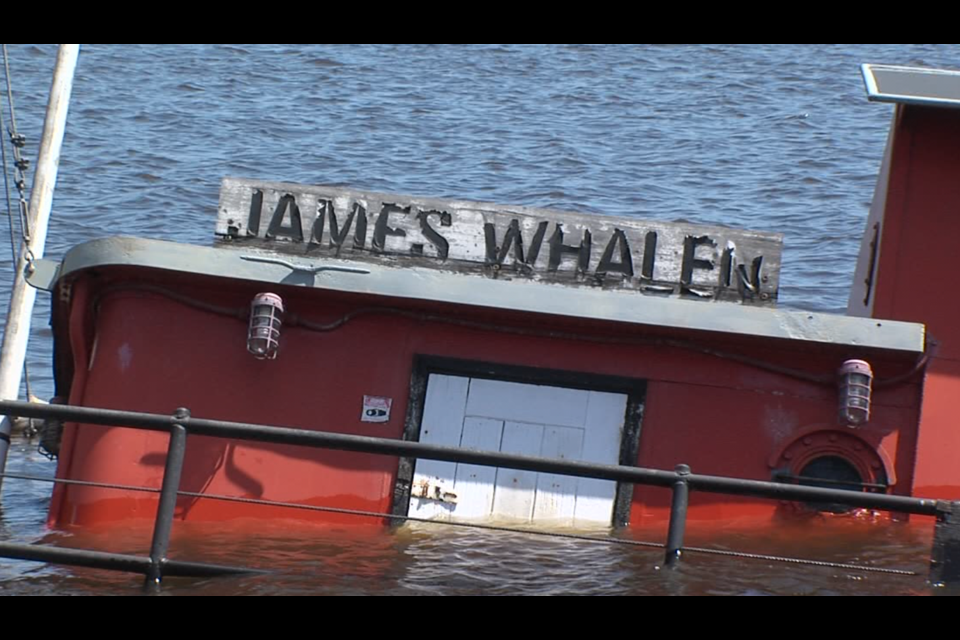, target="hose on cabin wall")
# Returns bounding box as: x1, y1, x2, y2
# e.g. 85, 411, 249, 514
82, 284, 932, 389
873, 338, 937, 389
